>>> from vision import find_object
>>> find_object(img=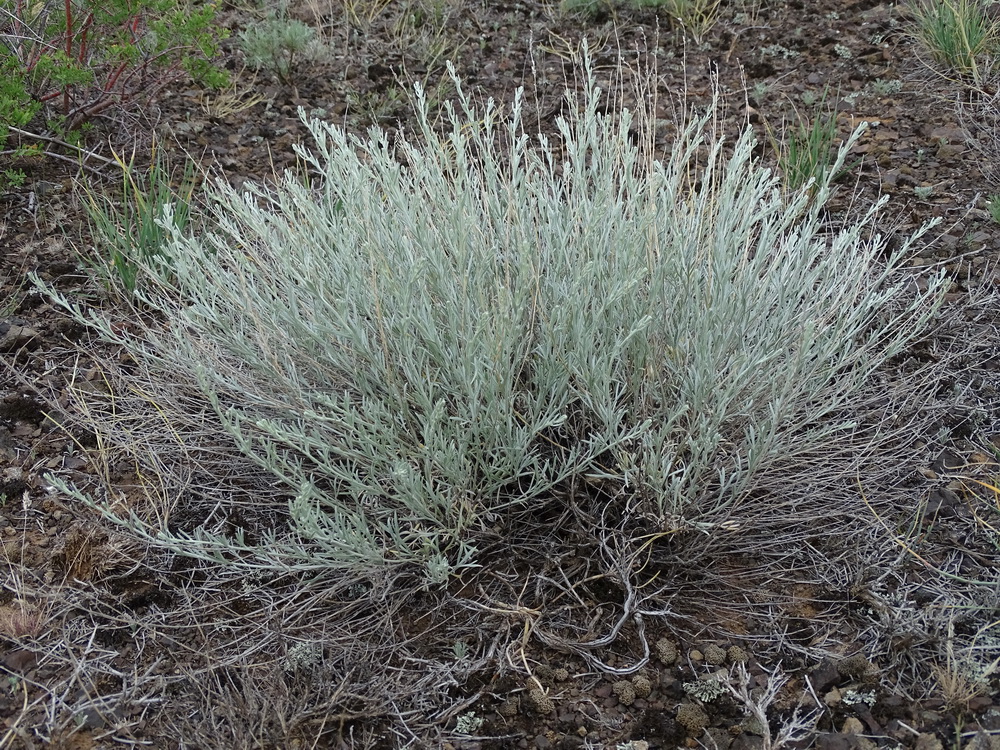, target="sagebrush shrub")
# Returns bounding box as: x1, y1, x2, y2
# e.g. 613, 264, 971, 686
43, 60, 947, 586
238, 16, 321, 83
